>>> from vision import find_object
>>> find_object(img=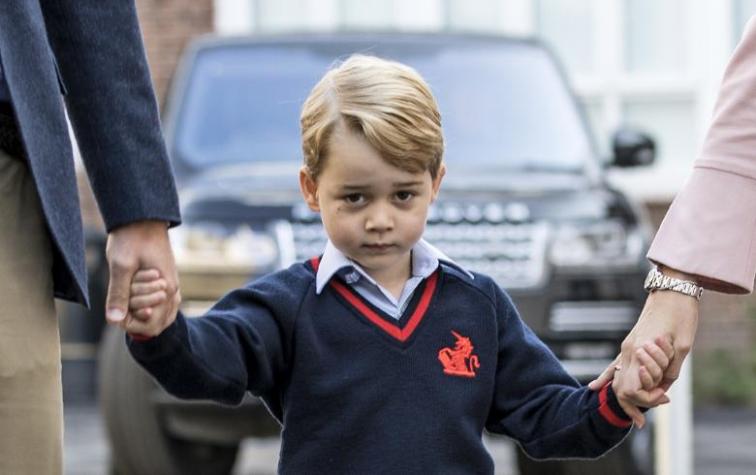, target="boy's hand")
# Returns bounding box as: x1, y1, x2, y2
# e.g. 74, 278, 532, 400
611, 336, 674, 428
590, 288, 698, 416
636, 335, 675, 391
123, 268, 181, 339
